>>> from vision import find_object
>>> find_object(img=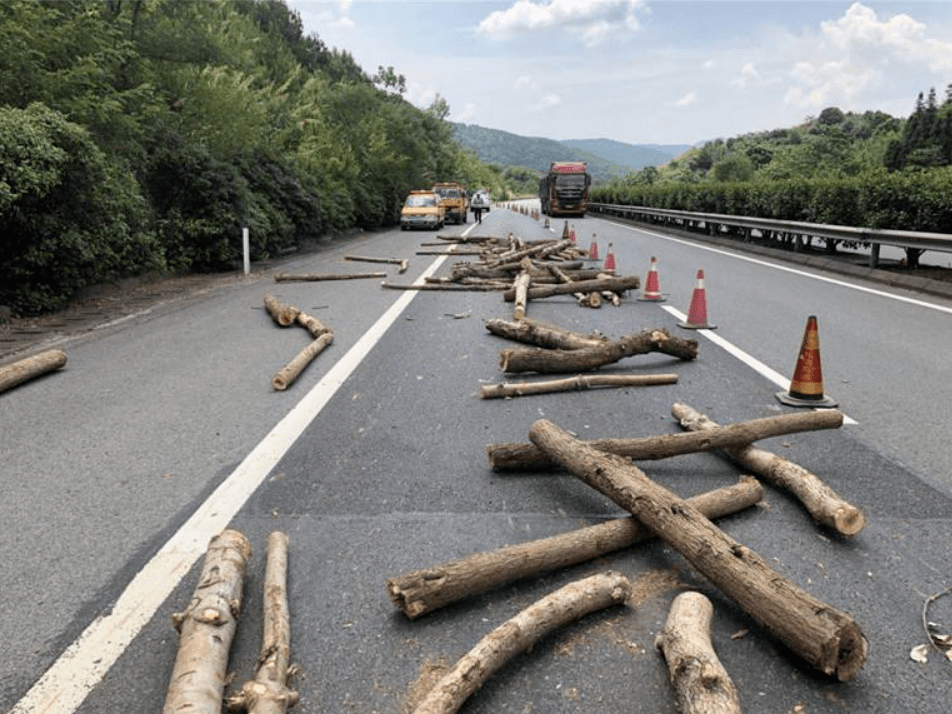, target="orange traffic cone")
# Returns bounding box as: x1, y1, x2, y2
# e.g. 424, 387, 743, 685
588, 234, 599, 260
678, 269, 715, 329
637, 256, 666, 301
604, 242, 616, 271
776, 315, 838, 408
